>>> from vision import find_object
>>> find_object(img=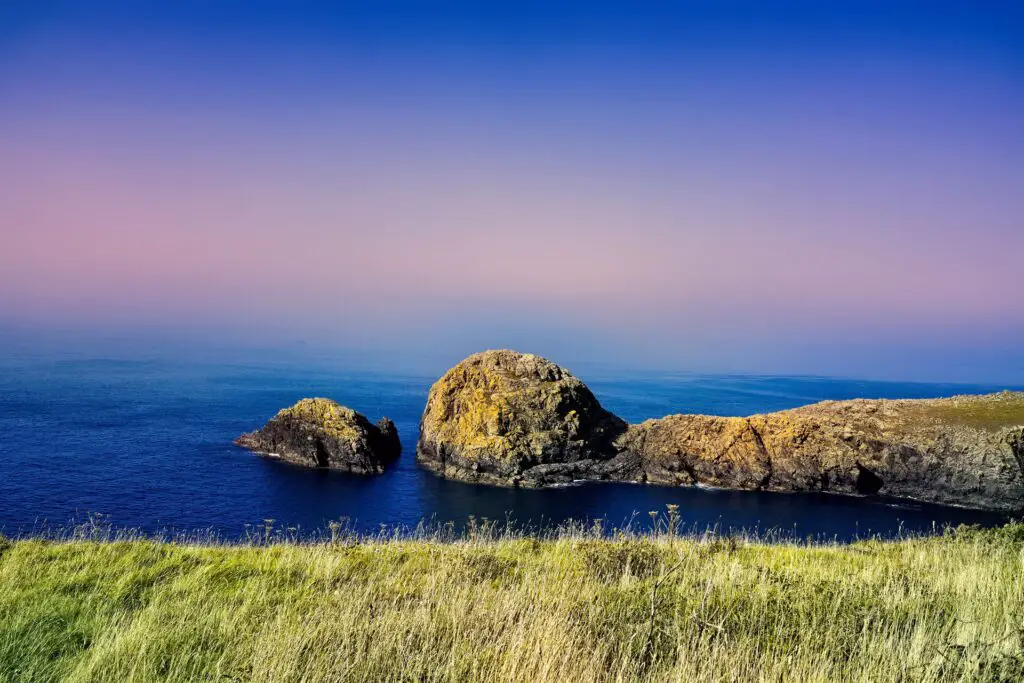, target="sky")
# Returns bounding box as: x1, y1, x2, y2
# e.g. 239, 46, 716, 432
1, 1, 1023, 381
